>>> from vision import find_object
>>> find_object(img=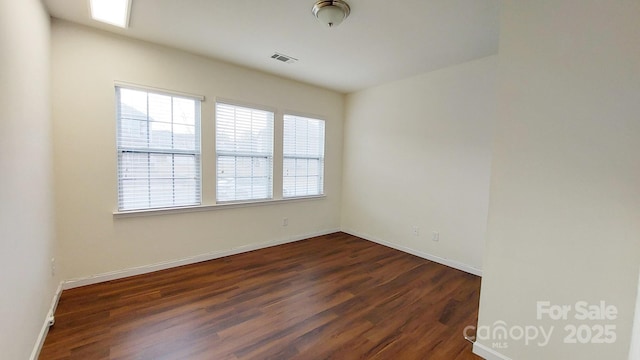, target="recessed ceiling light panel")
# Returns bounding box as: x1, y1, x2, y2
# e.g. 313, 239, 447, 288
89, 0, 131, 28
